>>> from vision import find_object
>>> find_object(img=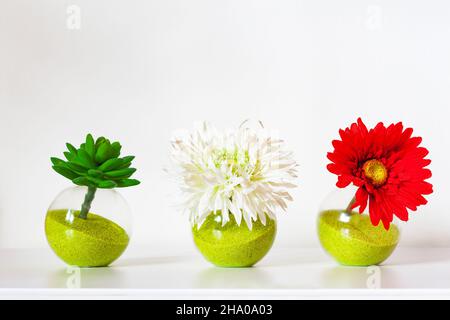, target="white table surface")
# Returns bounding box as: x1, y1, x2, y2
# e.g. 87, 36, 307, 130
1, 247, 450, 299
